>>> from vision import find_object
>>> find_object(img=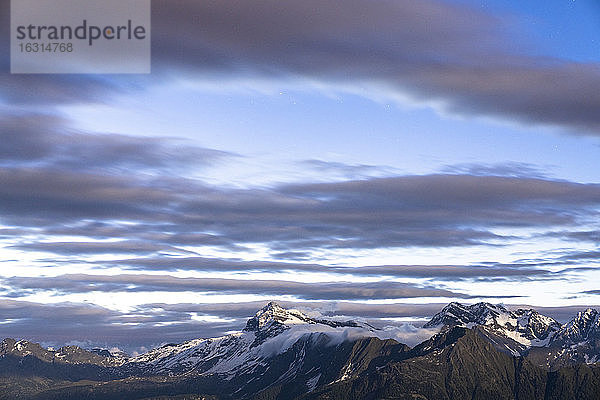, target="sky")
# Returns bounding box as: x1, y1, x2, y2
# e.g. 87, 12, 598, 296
1, 0, 600, 353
